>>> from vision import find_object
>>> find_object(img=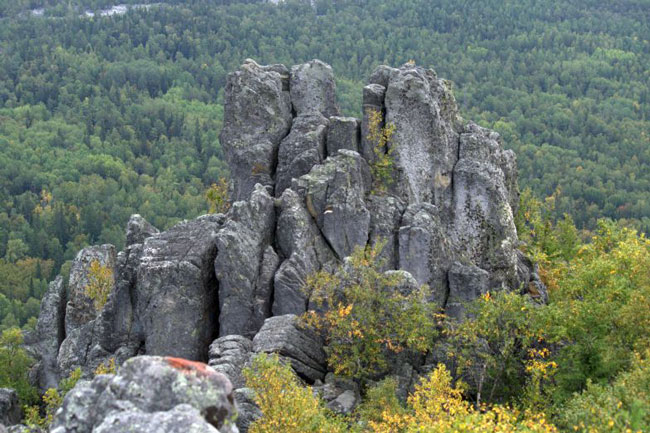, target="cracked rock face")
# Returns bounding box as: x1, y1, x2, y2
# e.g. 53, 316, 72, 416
33, 60, 545, 431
